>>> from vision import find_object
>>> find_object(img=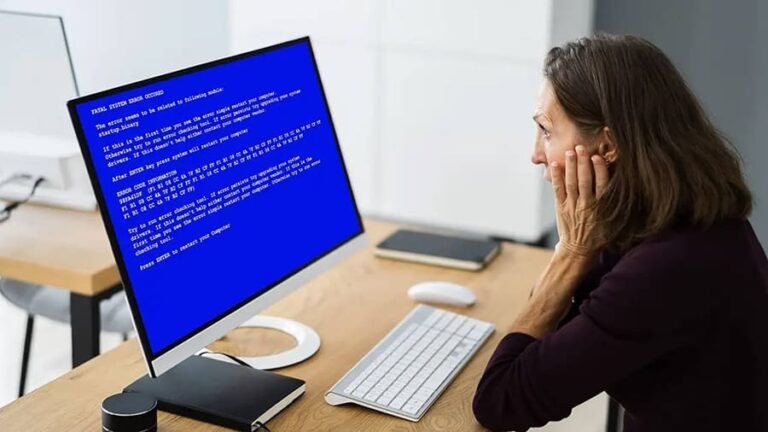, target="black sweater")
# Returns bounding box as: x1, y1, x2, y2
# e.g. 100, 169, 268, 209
472, 218, 768, 432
